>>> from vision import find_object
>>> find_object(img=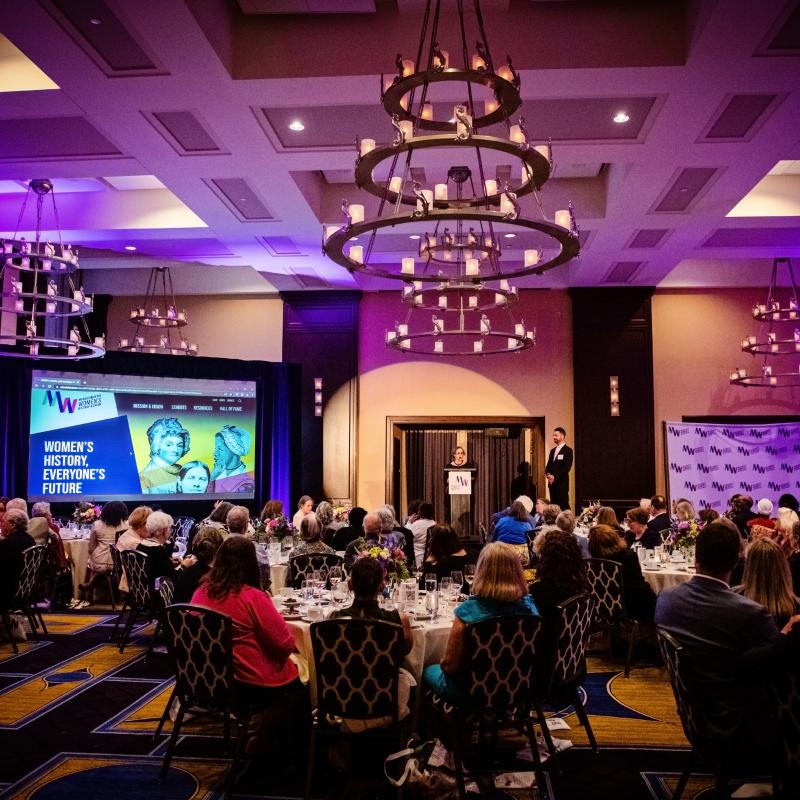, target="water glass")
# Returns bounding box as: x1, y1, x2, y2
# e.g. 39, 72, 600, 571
403, 578, 418, 609
425, 589, 439, 619
450, 571, 464, 594
464, 564, 475, 593
424, 574, 437, 594
636, 546, 646, 563
301, 580, 313, 602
